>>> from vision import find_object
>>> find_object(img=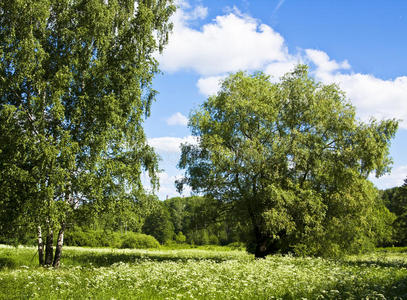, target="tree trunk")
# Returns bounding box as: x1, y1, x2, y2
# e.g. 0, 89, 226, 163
254, 238, 269, 259
37, 225, 44, 266
44, 228, 54, 265
53, 223, 65, 268
250, 213, 270, 258
253, 232, 287, 258
252, 223, 277, 259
